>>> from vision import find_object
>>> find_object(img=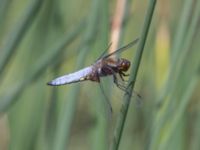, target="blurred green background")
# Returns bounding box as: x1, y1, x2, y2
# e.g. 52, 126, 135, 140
0, 0, 200, 150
